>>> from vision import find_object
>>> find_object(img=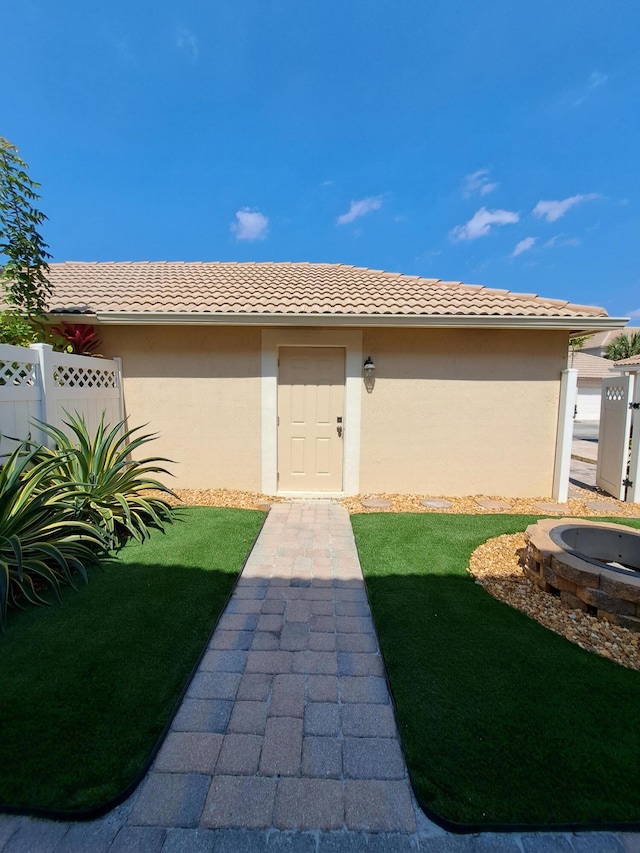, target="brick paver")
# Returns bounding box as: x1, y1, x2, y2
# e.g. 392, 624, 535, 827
0, 501, 634, 852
